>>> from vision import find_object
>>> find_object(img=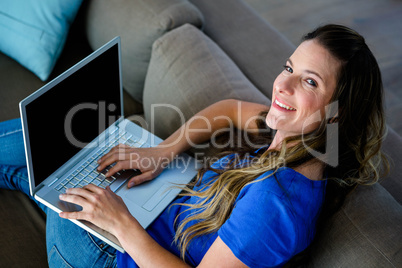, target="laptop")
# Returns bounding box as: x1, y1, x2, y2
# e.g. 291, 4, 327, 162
19, 37, 198, 253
